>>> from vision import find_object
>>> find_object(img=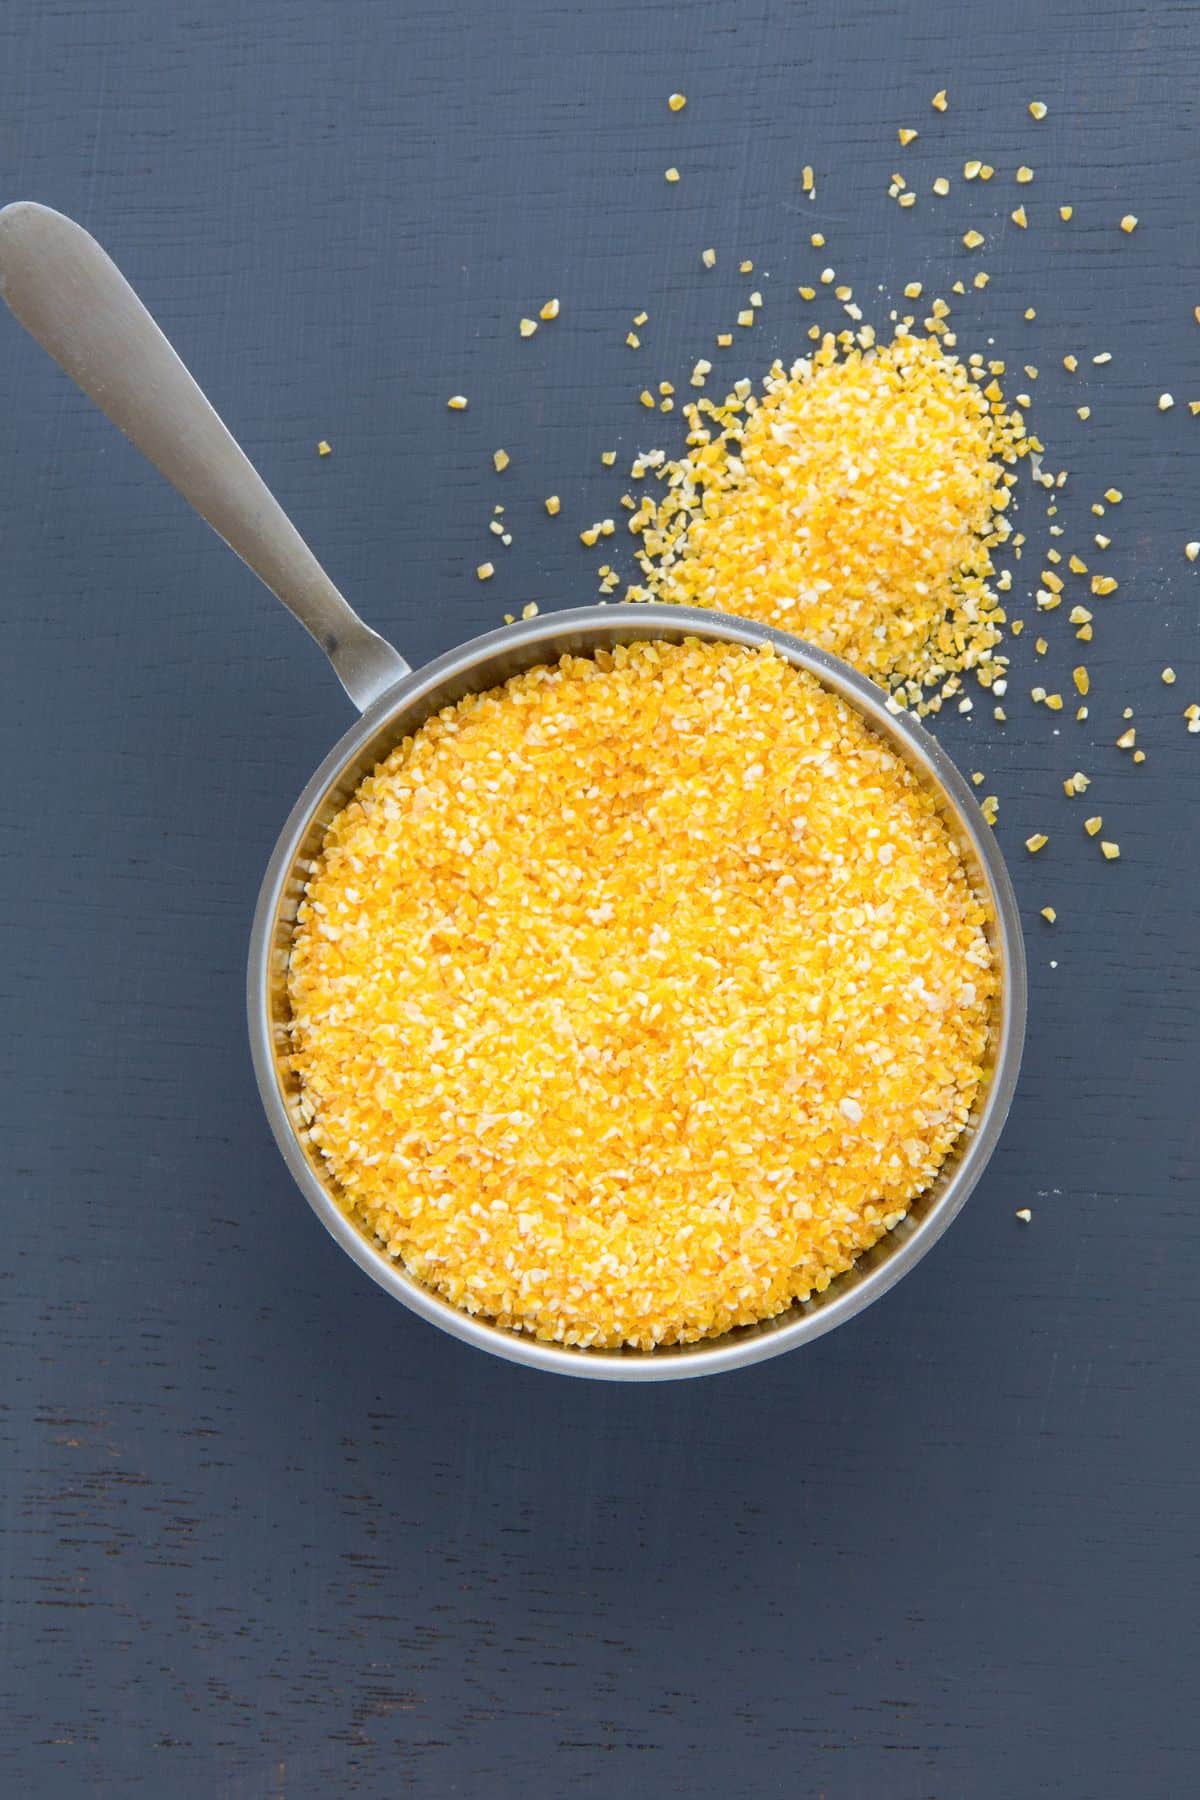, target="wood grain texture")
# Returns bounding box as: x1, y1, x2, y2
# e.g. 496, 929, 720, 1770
1, 0, 1197, 1794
